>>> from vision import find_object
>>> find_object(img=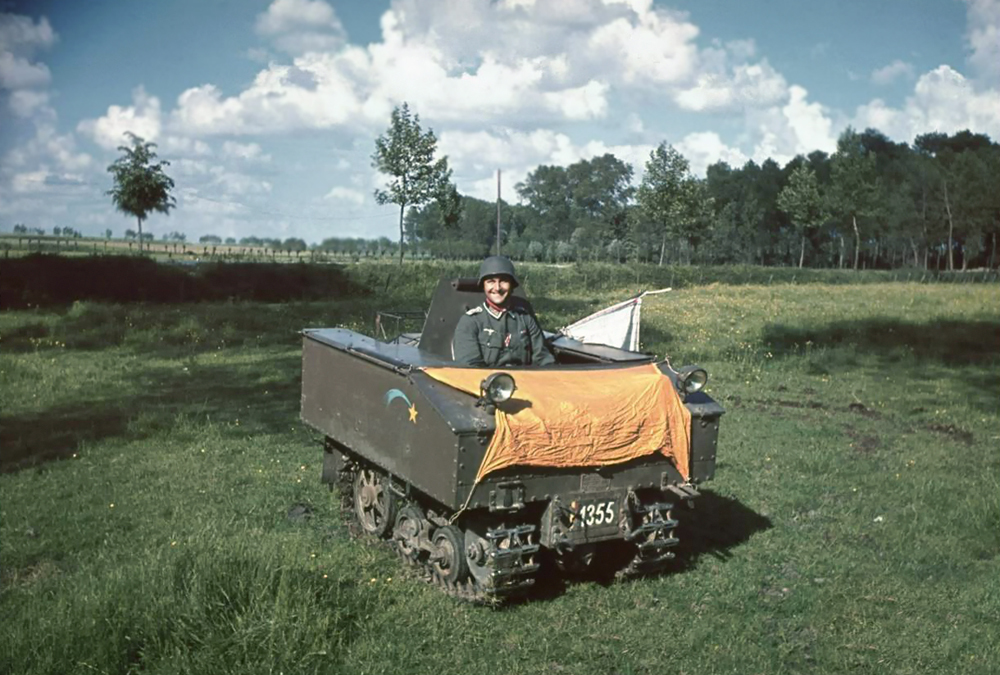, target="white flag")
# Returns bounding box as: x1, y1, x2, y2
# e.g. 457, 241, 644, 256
561, 289, 671, 351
